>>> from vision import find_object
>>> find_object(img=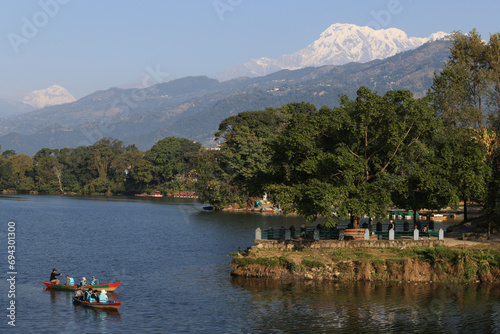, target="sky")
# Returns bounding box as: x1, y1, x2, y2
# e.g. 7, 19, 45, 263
0, 0, 499, 100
